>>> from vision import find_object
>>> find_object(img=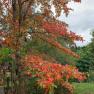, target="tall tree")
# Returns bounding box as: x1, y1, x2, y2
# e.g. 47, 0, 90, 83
0, 0, 84, 94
